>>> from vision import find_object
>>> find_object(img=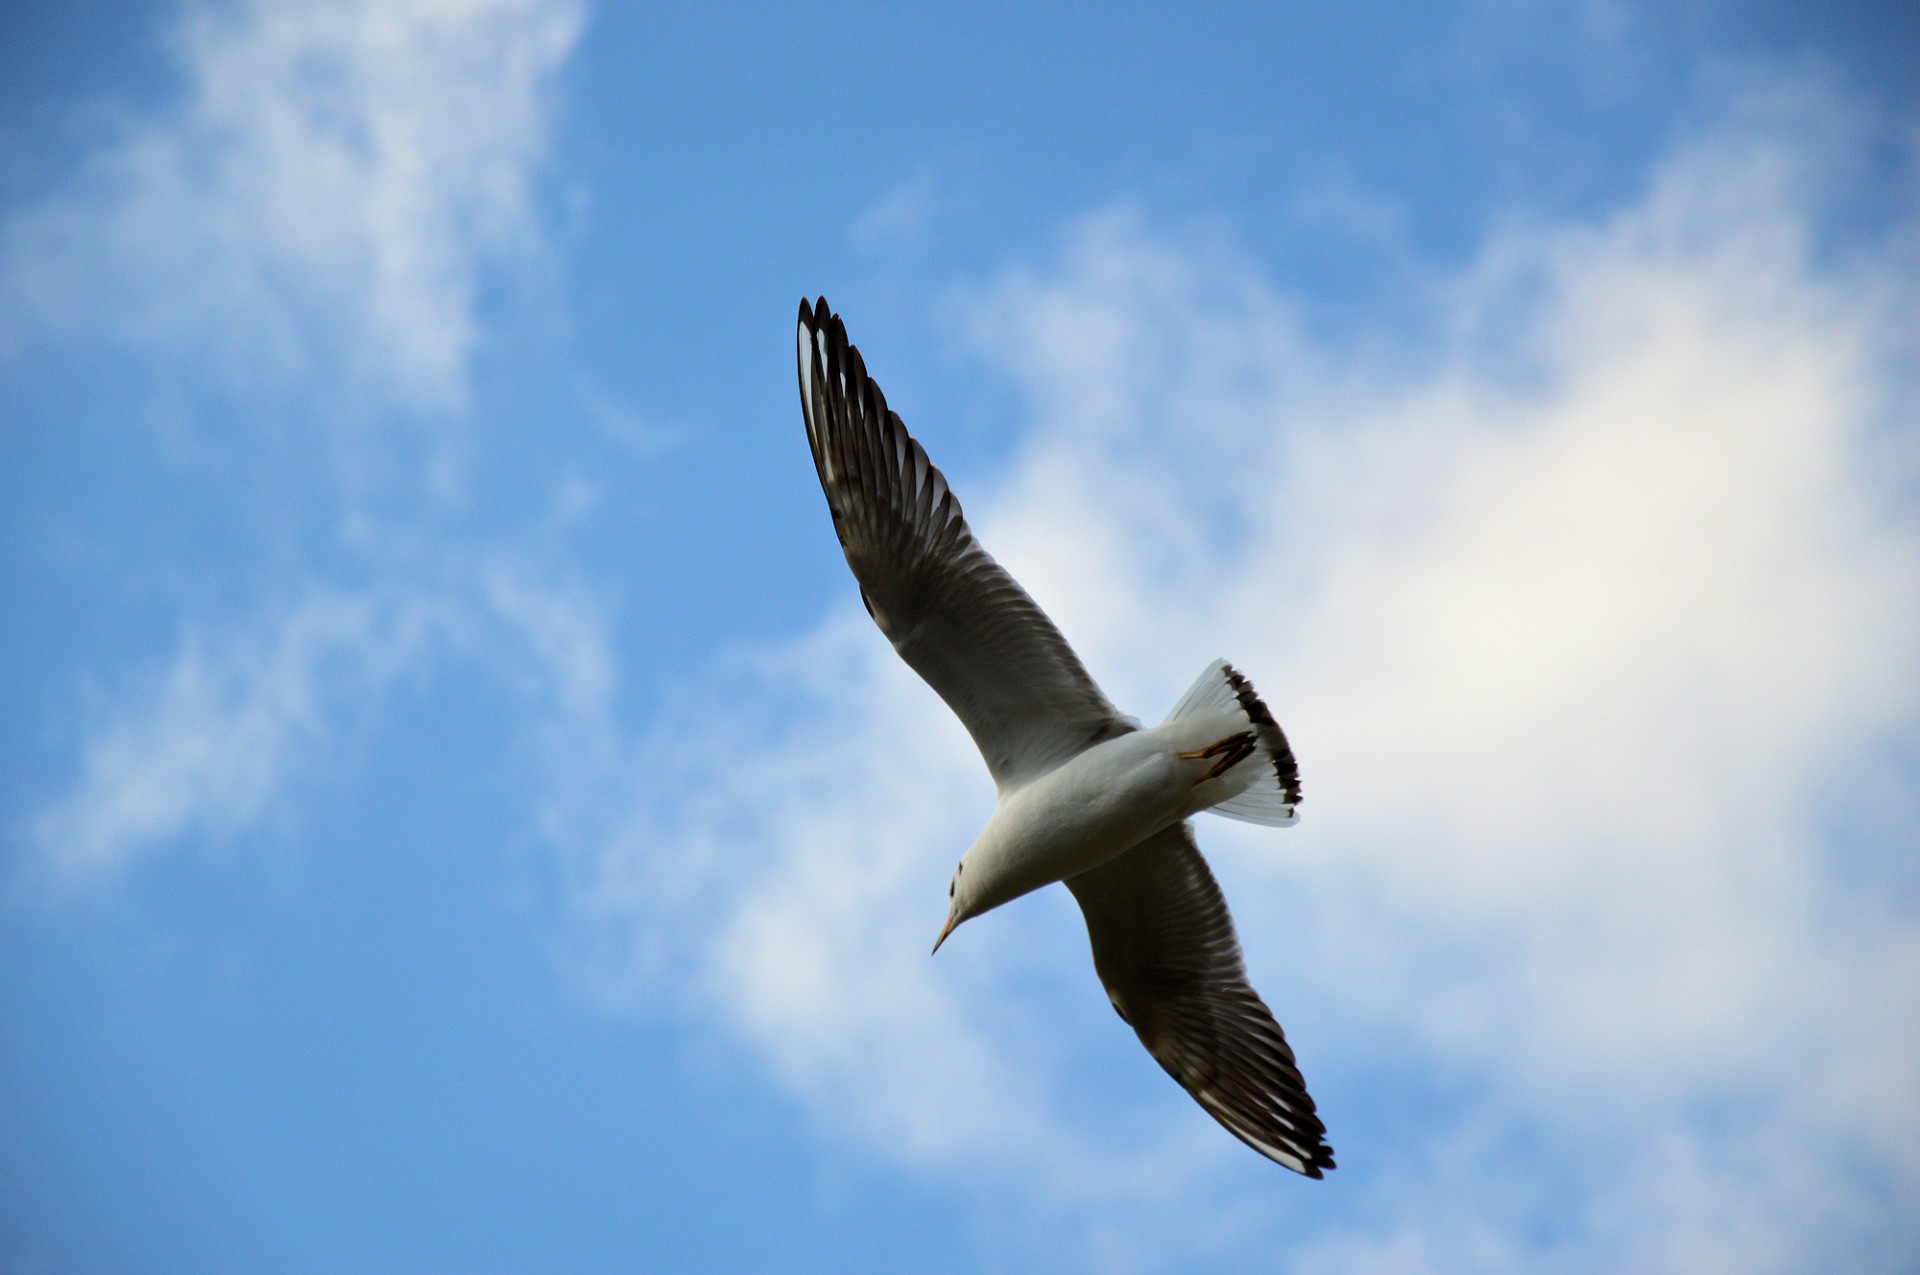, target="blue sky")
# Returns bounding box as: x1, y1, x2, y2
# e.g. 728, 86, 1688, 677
3, 2, 1918, 1271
